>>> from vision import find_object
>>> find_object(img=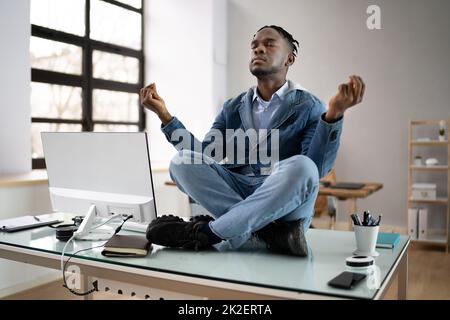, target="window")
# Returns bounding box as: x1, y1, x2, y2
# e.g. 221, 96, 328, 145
30, 0, 145, 168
